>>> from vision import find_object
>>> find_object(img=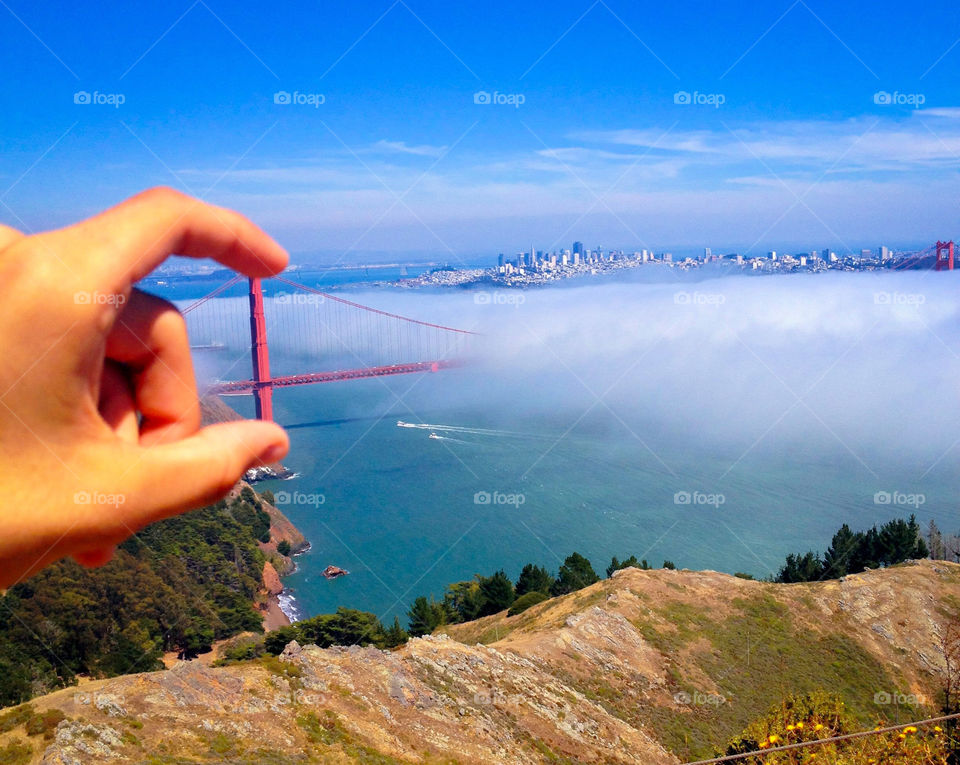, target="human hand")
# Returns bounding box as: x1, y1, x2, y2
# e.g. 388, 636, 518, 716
0, 187, 290, 588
